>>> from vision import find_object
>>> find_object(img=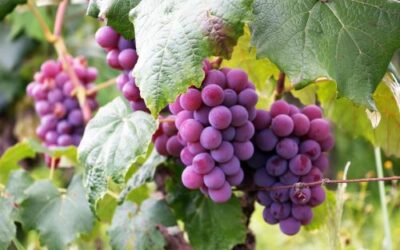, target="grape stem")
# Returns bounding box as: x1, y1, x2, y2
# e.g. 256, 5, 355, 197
274, 72, 285, 100
49, 157, 56, 180
159, 117, 176, 123
27, 0, 92, 123
210, 57, 223, 69
54, 0, 68, 37
86, 78, 117, 96
246, 175, 400, 191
